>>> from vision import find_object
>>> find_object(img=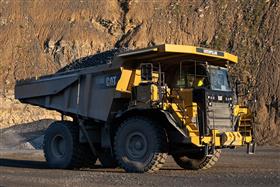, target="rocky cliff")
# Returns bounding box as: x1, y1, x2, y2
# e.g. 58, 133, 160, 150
0, 0, 279, 144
